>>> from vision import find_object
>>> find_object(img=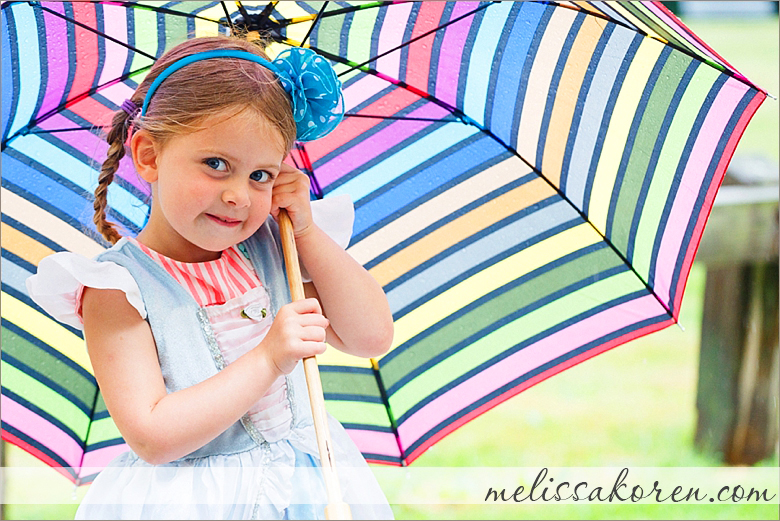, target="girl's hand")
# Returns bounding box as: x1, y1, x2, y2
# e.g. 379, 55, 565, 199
256, 298, 329, 375
271, 163, 314, 239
